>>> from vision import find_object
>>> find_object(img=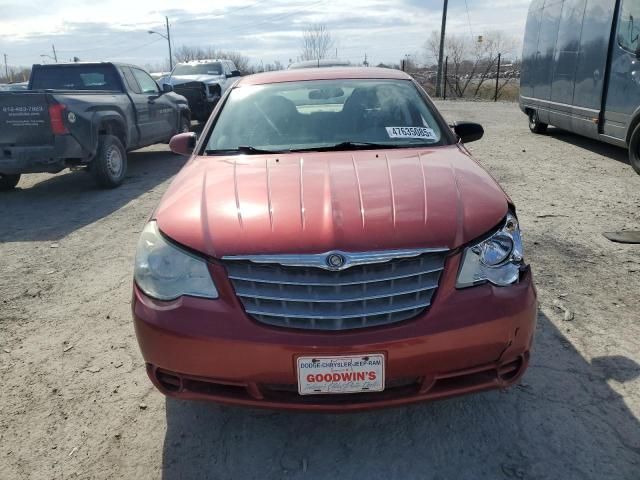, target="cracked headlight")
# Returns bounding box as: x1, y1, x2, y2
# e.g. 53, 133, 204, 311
456, 213, 524, 289
134, 222, 218, 301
